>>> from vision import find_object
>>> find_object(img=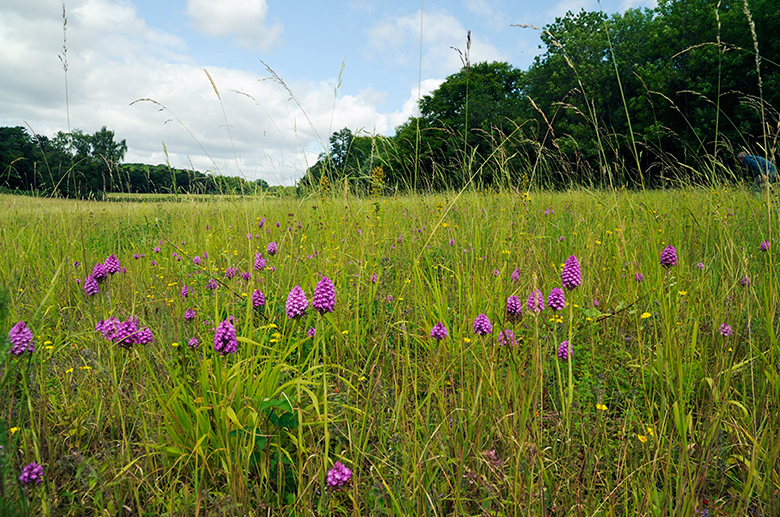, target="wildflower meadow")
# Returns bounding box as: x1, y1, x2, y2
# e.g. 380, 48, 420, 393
0, 186, 777, 516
